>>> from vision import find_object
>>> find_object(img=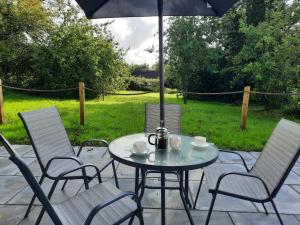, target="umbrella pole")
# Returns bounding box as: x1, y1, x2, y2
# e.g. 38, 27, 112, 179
158, 0, 165, 127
